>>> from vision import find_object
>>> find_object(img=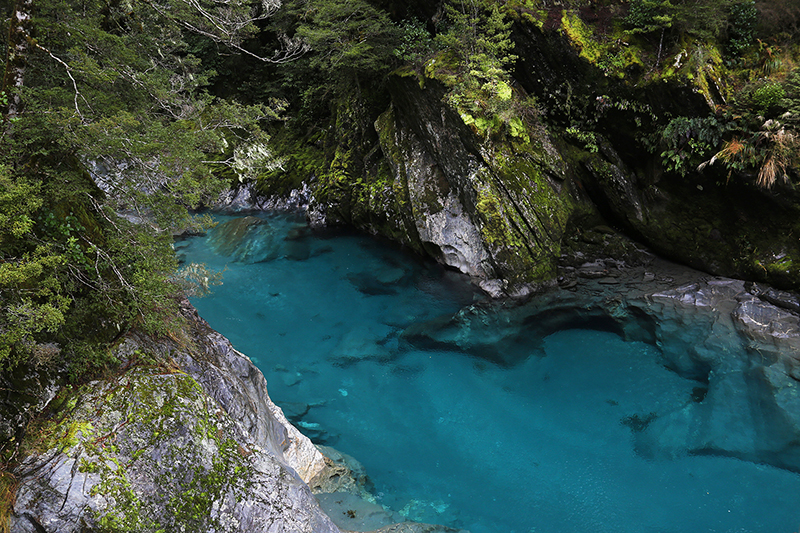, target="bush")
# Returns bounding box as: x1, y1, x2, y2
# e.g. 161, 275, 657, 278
744, 81, 787, 117
727, 1, 758, 55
